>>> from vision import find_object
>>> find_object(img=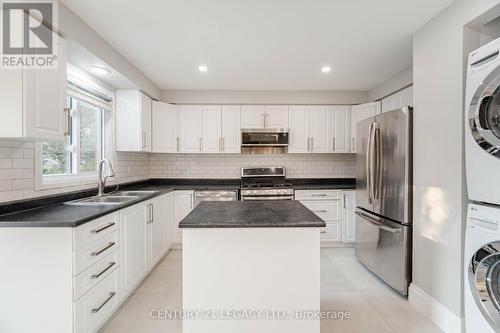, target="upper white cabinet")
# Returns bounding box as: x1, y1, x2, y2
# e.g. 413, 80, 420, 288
330, 106, 351, 153
202, 105, 222, 153
0, 41, 67, 141
350, 101, 381, 153
289, 105, 329, 153
381, 86, 413, 113
241, 105, 288, 128
152, 101, 179, 153
179, 105, 203, 153
220, 105, 241, 153
116, 90, 152, 152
